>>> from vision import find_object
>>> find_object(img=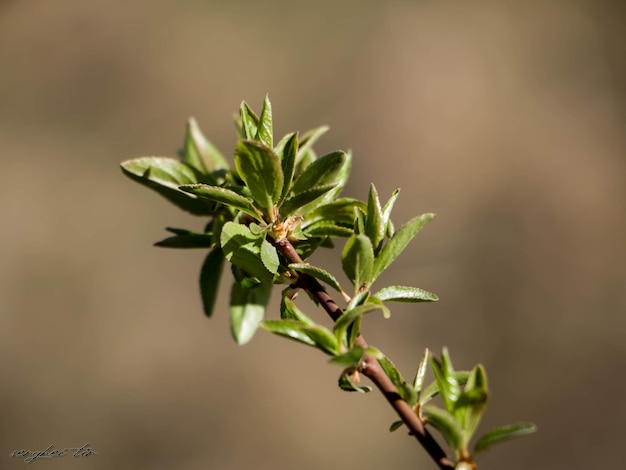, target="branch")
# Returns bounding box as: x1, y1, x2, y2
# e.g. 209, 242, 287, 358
274, 238, 455, 470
